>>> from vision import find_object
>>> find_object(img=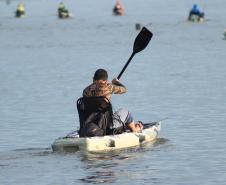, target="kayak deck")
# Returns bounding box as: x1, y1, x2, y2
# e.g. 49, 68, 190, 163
52, 122, 161, 152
